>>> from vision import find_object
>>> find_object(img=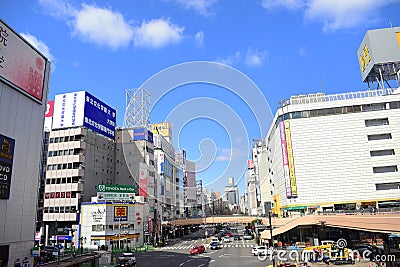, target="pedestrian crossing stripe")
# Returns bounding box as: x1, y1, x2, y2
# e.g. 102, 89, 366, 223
158, 244, 254, 250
